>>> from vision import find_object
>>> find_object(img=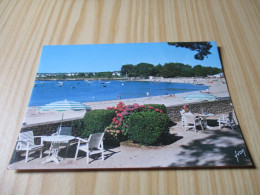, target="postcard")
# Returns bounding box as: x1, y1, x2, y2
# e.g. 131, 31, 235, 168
8, 41, 253, 170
